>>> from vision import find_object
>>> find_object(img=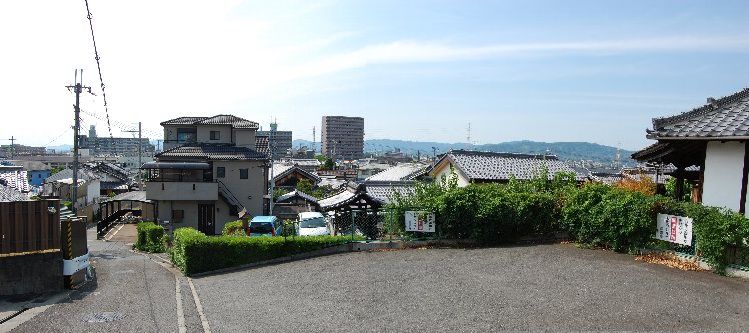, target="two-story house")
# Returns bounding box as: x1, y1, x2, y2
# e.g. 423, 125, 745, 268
142, 115, 269, 234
